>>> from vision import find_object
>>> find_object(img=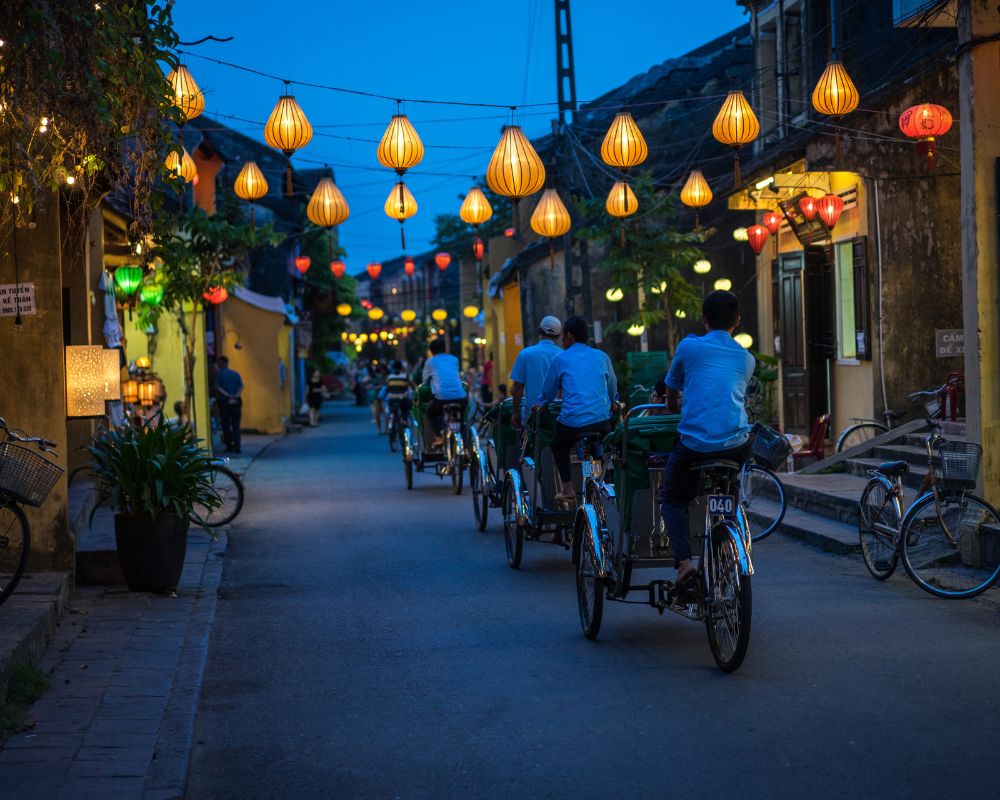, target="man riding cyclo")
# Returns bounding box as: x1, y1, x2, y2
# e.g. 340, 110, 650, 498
421, 337, 468, 448
510, 315, 563, 435
383, 360, 412, 421
659, 290, 755, 592
537, 316, 617, 509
